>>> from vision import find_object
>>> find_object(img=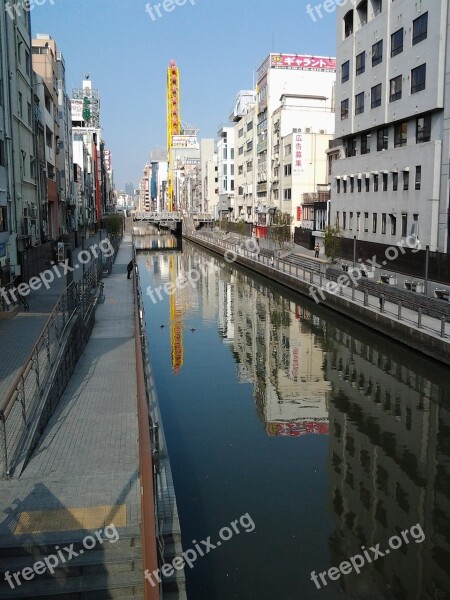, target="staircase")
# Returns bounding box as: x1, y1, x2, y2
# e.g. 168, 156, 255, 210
0, 527, 144, 599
